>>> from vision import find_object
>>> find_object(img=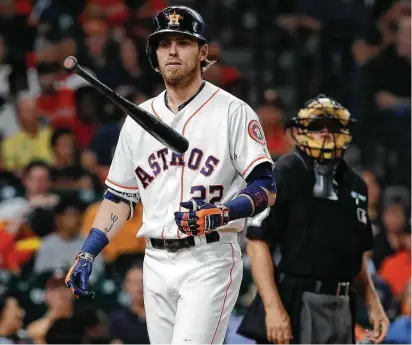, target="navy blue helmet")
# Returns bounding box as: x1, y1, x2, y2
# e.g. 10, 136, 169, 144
146, 6, 207, 70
